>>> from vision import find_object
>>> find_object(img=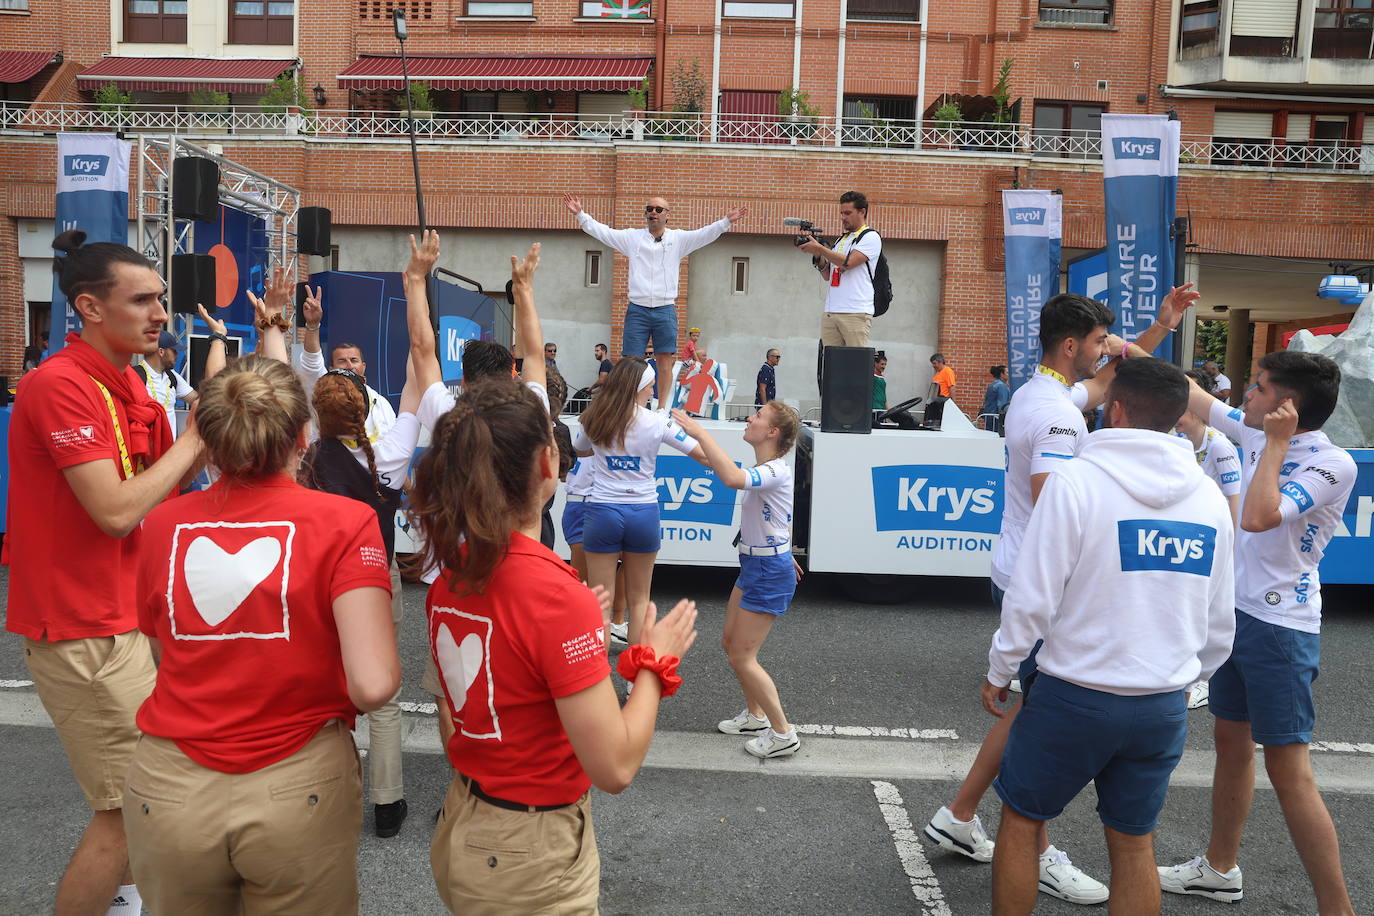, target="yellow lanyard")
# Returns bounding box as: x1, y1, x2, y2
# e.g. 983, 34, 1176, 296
88, 376, 143, 480
836, 225, 869, 256
1036, 364, 1071, 387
